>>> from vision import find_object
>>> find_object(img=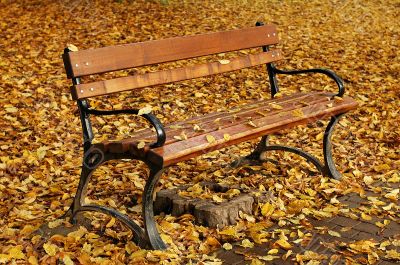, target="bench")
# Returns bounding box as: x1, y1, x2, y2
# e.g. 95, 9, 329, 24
61, 22, 358, 250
